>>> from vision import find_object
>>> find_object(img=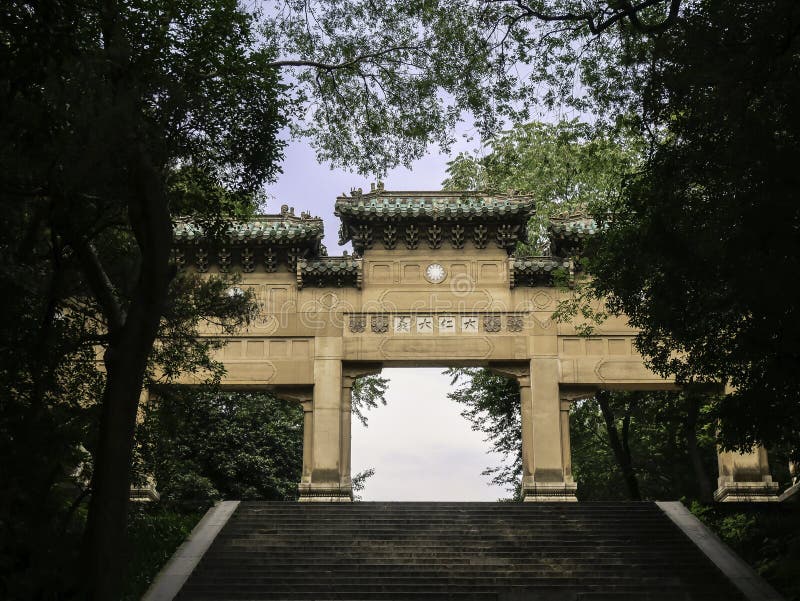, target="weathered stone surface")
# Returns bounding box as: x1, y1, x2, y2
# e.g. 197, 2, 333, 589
173, 502, 751, 601
162, 189, 778, 504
